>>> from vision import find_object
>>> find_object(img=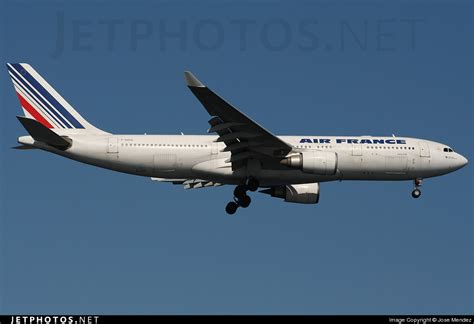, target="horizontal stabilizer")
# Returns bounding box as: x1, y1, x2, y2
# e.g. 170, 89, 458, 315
17, 116, 72, 150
